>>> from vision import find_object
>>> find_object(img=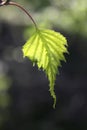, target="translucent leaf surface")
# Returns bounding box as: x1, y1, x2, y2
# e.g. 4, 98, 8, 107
22, 29, 68, 108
